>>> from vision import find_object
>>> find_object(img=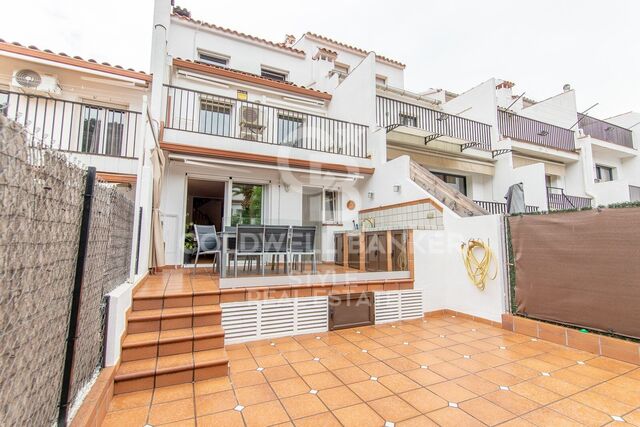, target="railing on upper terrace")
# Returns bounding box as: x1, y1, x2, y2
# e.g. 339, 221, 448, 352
0, 90, 140, 158
497, 109, 575, 151
473, 200, 539, 215
546, 186, 592, 211
578, 114, 634, 149
376, 96, 492, 150
164, 85, 368, 158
